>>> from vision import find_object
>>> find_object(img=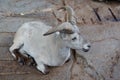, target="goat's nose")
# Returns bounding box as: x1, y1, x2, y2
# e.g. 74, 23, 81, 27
82, 44, 91, 52
87, 45, 91, 48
